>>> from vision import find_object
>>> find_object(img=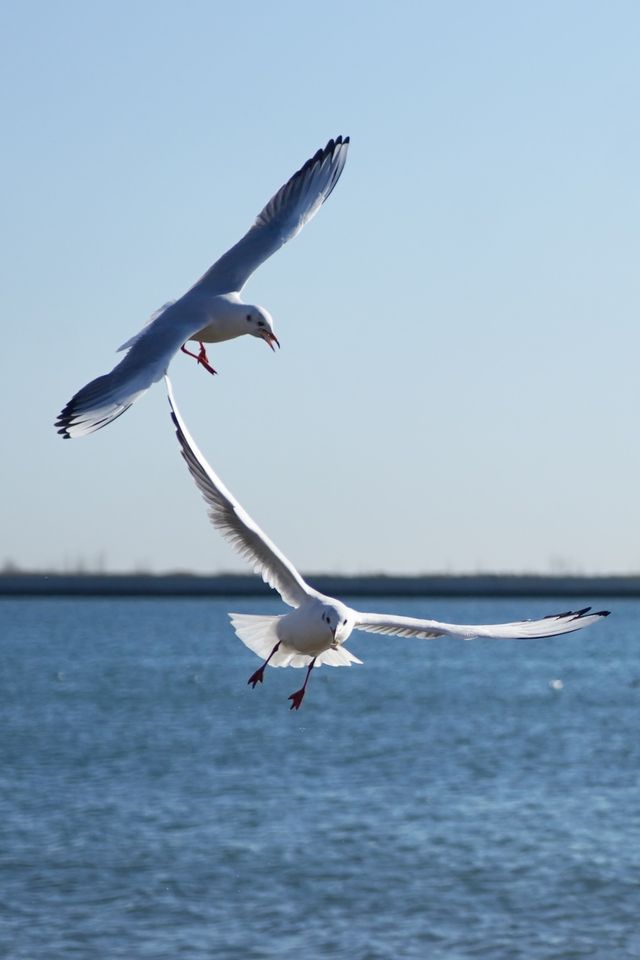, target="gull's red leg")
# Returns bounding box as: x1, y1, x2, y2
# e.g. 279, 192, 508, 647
288, 657, 317, 710
197, 341, 217, 374
247, 642, 281, 689
180, 342, 217, 376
